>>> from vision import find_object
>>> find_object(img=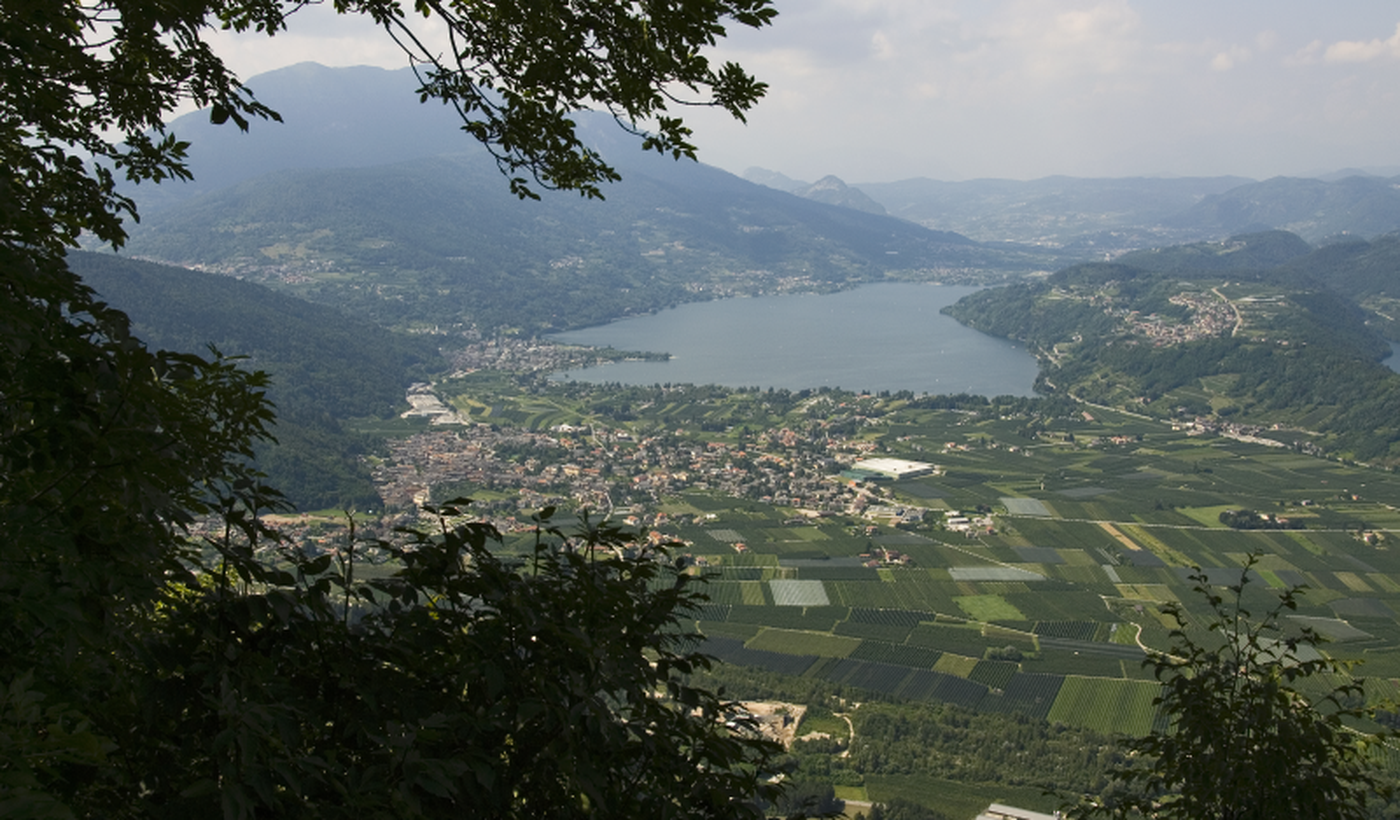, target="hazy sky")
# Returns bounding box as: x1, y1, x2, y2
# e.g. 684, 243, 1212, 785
207, 1, 1400, 183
